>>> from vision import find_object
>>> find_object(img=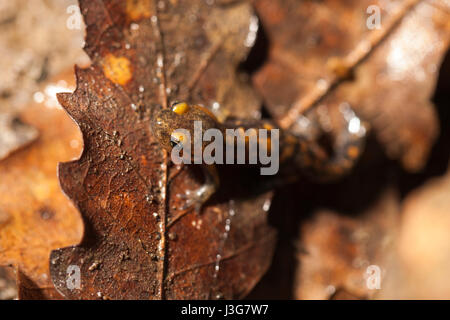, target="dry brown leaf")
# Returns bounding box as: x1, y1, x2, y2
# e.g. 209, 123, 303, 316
294, 189, 399, 299
0, 113, 38, 161
49, 0, 276, 300
0, 70, 83, 299
381, 166, 450, 298
253, 0, 450, 171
